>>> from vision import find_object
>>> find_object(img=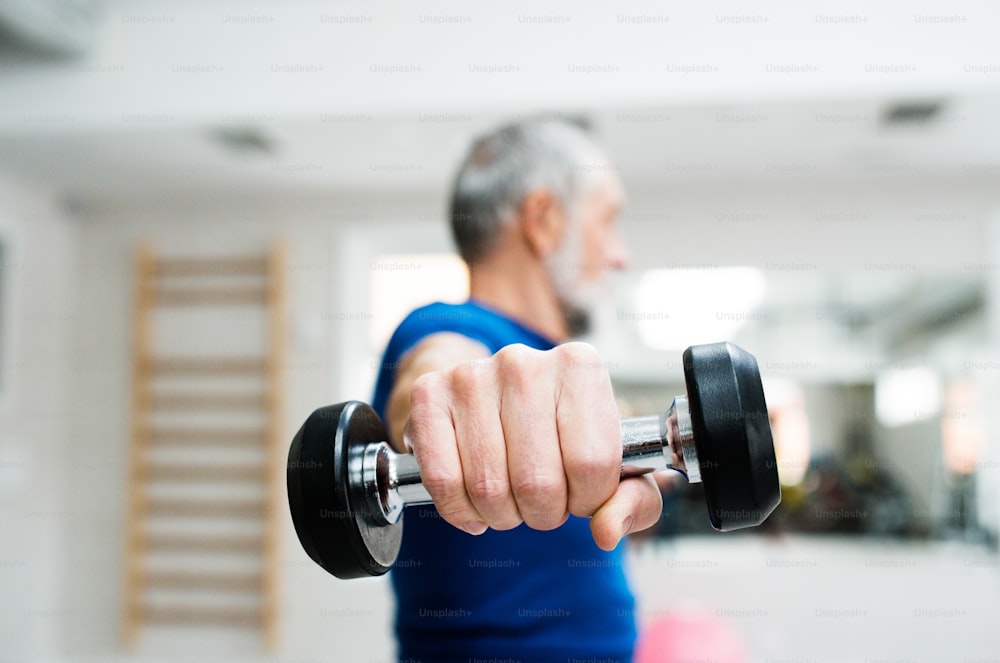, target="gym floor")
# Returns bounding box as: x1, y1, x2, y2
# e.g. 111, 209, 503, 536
294, 535, 1000, 663
630, 535, 999, 662
25, 536, 998, 663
